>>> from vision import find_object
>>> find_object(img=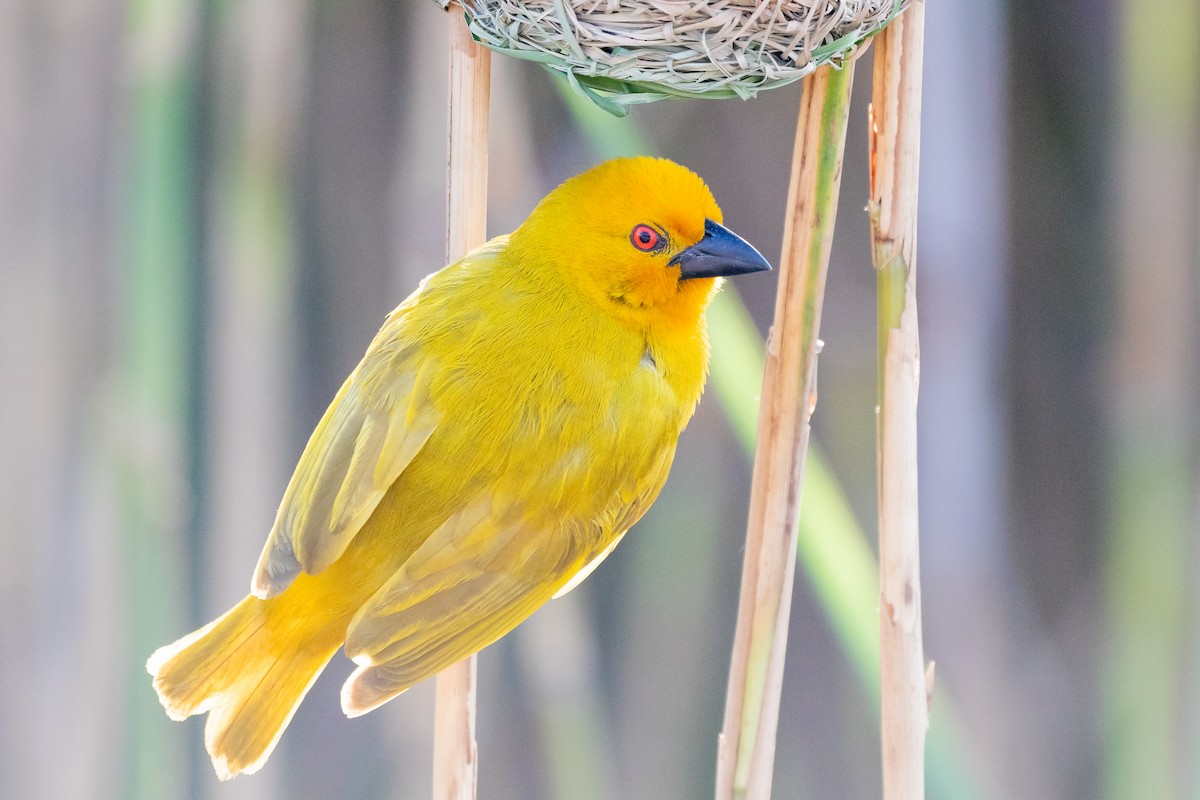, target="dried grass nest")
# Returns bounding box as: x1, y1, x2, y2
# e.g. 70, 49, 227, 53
451, 0, 911, 113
